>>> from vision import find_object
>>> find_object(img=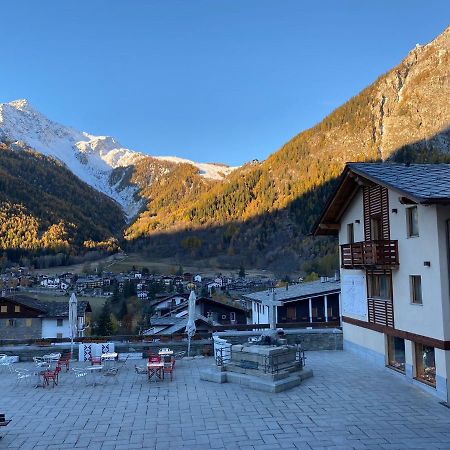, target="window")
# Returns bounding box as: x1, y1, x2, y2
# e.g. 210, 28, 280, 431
25, 319, 32, 327
56, 333, 63, 339
56, 319, 64, 327
0, 305, 7, 313
415, 343, 435, 386
14, 305, 20, 313
370, 215, 382, 240
410, 275, 422, 304
7, 319, 16, 327
230, 312, 236, 322
368, 273, 391, 300
387, 336, 405, 373
407, 206, 419, 237
347, 223, 354, 244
